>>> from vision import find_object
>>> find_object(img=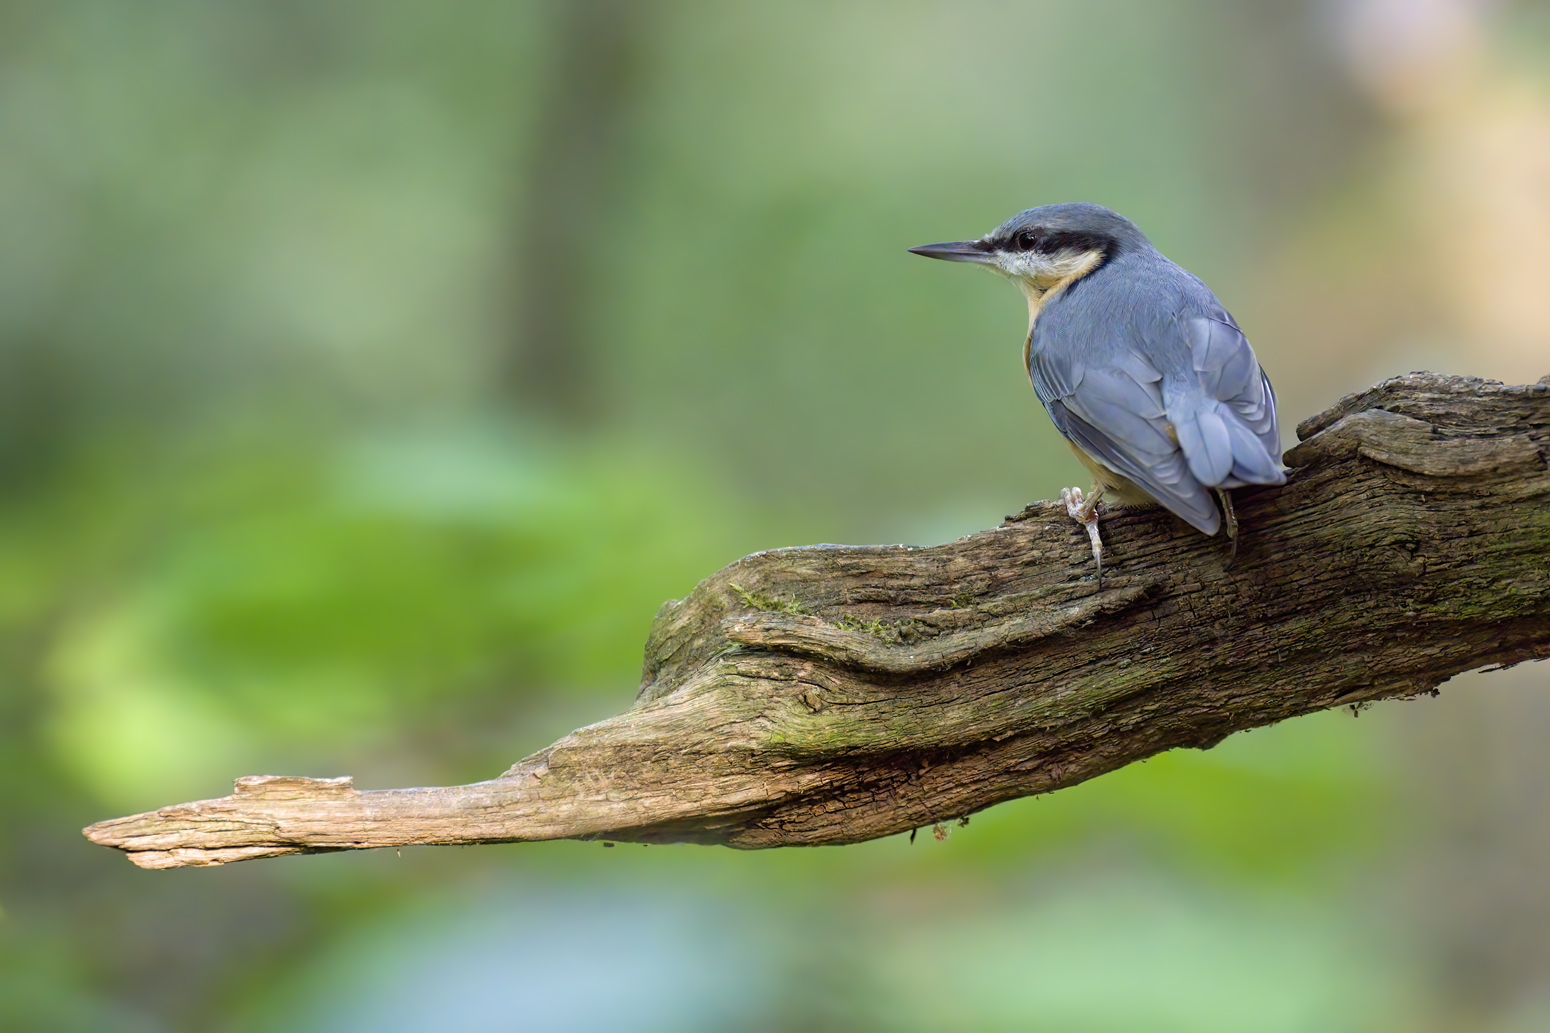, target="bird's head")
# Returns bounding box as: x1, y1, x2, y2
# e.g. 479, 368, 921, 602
910, 202, 1150, 321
